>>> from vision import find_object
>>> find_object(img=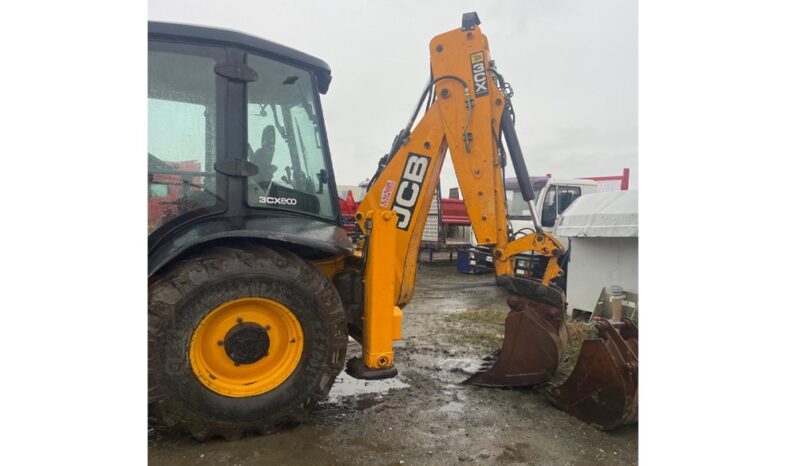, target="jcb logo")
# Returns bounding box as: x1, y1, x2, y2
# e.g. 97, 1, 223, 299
391, 153, 430, 230
470, 51, 489, 97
